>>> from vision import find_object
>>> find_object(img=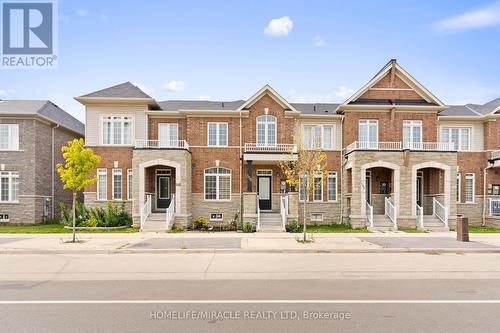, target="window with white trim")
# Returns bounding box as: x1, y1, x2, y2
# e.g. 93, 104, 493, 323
403, 120, 422, 149
310, 213, 324, 222
112, 169, 122, 200
456, 173, 461, 203
0, 124, 19, 150
299, 176, 308, 202
302, 125, 334, 150
204, 167, 231, 200
465, 173, 475, 203
358, 120, 378, 146
208, 123, 228, 146
0, 171, 19, 202
158, 123, 178, 147
256, 115, 276, 146
313, 174, 323, 202
102, 116, 133, 145
328, 171, 337, 201
97, 169, 107, 201
441, 127, 470, 151
127, 169, 133, 200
